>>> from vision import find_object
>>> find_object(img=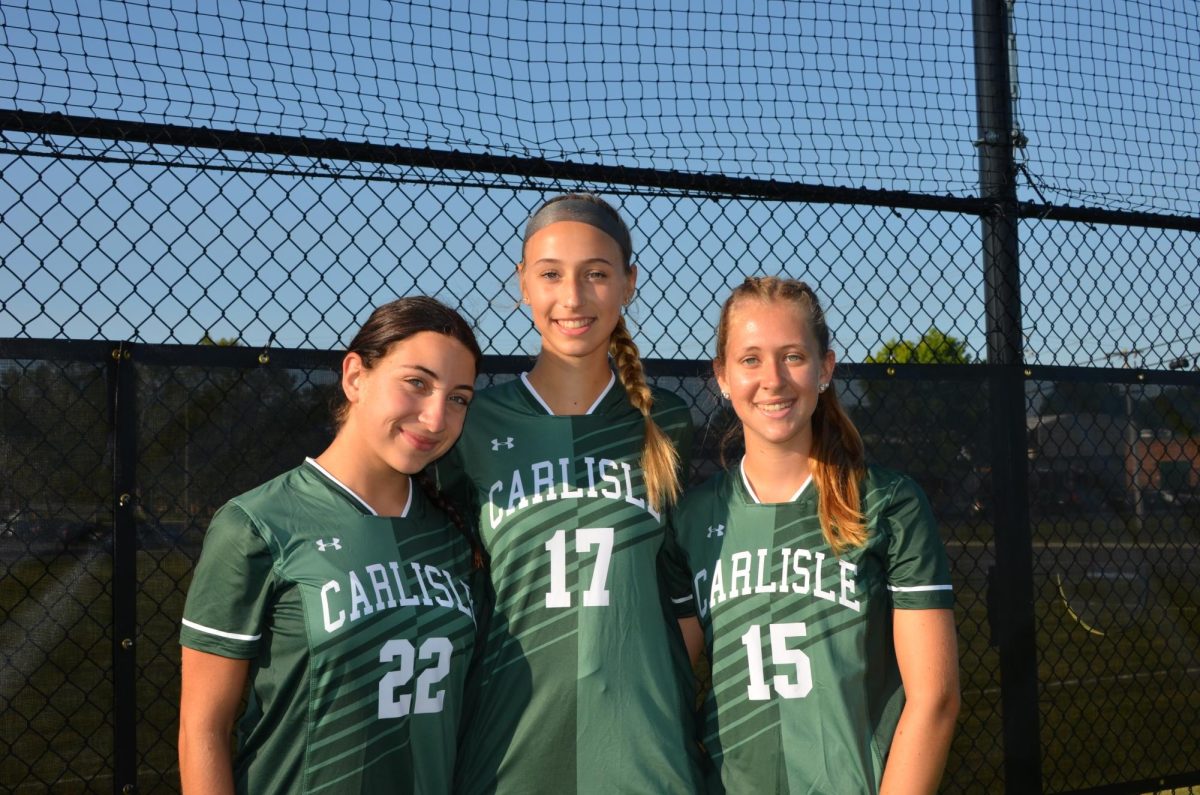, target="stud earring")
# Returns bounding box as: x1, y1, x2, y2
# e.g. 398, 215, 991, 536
720, 391, 730, 400
818, 382, 828, 394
